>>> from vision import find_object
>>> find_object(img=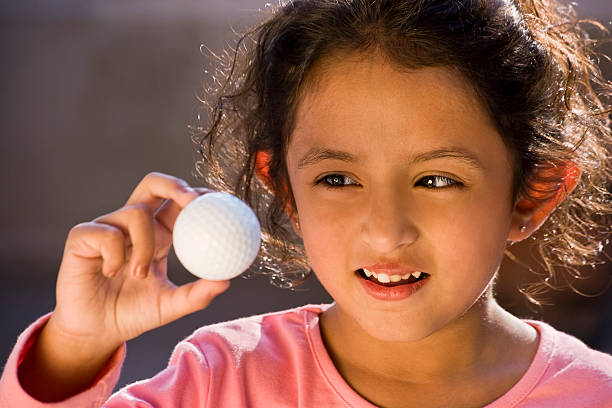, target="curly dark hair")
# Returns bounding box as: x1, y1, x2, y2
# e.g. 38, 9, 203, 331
190, 0, 612, 301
